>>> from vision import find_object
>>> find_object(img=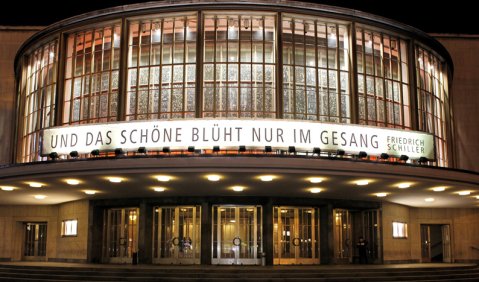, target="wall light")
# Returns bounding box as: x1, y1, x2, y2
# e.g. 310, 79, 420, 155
49, 152, 59, 160
206, 174, 221, 182
399, 155, 409, 162
231, 186, 245, 192
188, 146, 195, 153
114, 148, 124, 157
91, 149, 100, 156
264, 146, 273, 153
308, 177, 323, 184
107, 177, 123, 183
65, 179, 80, 185
310, 188, 322, 194
156, 175, 172, 182
380, 153, 390, 160
70, 151, 79, 158
138, 147, 147, 154
358, 151, 368, 158
313, 147, 321, 156
238, 145, 246, 153
213, 146, 220, 153
355, 180, 370, 186
1, 186, 15, 191
397, 183, 411, 189
162, 147, 171, 153
432, 186, 446, 192
336, 149, 345, 156
259, 175, 275, 182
